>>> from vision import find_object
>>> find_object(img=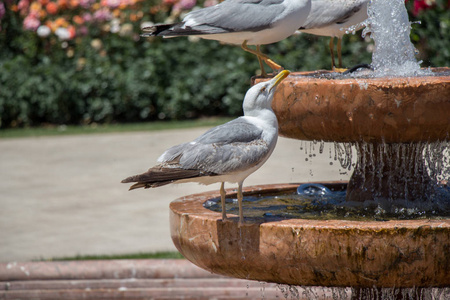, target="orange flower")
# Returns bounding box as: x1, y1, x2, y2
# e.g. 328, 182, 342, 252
39, 0, 50, 5
54, 17, 68, 28
45, 20, 56, 31
67, 25, 76, 39
73, 15, 84, 24
150, 5, 160, 14
57, 0, 68, 9
112, 8, 120, 17
11, 4, 19, 12
46, 2, 58, 15
30, 2, 42, 12
70, 0, 79, 8
129, 13, 138, 22
39, 9, 47, 19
